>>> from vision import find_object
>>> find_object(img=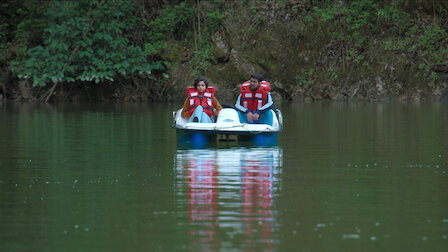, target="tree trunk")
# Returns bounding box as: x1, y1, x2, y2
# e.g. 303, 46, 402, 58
19, 79, 35, 101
